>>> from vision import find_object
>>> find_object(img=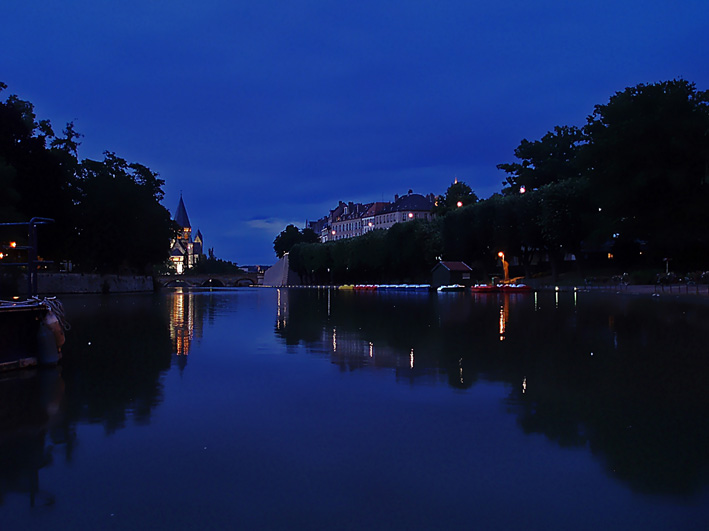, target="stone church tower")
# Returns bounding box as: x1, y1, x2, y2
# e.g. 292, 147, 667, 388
169, 195, 203, 273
